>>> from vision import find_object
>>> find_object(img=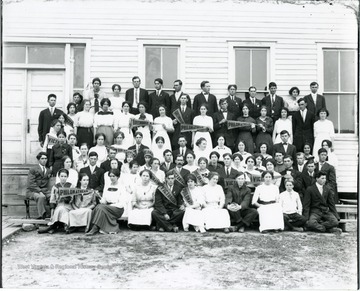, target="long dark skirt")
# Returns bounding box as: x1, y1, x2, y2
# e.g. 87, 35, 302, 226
237, 131, 255, 154
255, 132, 273, 154
91, 204, 124, 233
96, 126, 114, 146
77, 127, 94, 148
